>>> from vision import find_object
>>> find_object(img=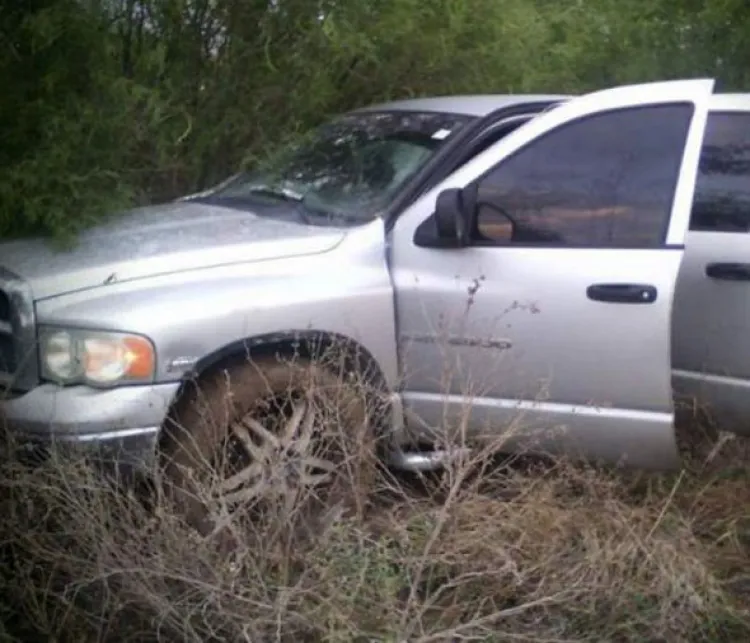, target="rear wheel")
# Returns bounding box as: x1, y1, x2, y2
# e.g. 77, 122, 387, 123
159, 355, 377, 544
